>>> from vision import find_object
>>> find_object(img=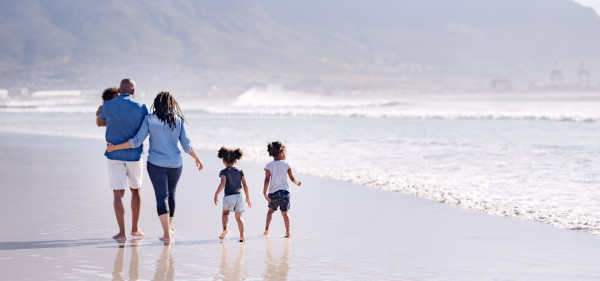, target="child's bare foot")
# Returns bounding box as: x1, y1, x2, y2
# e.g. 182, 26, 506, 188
263, 230, 269, 236
219, 230, 228, 239
130, 230, 146, 237
113, 233, 127, 242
